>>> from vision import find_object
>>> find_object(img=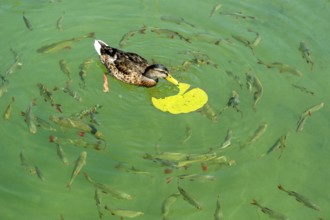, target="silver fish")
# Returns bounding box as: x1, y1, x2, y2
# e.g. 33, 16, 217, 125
161, 15, 195, 27
296, 102, 324, 132
59, 59, 71, 79
151, 28, 190, 43
299, 42, 314, 71
23, 12, 33, 31
37, 32, 95, 53
219, 129, 233, 149
251, 199, 289, 220
35, 166, 45, 182
20, 149, 36, 174
181, 126, 192, 144
162, 193, 180, 219
3, 96, 15, 120
291, 84, 314, 95
56, 13, 64, 31
56, 143, 69, 165
278, 185, 320, 211
94, 189, 103, 218
214, 194, 223, 220
23, 99, 37, 134
61, 80, 82, 102
67, 151, 87, 188
104, 206, 144, 218
177, 183, 202, 210
210, 3, 222, 17
84, 172, 132, 200
78, 58, 94, 88
241, 122, 268, 149
258, 59, 303, 77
